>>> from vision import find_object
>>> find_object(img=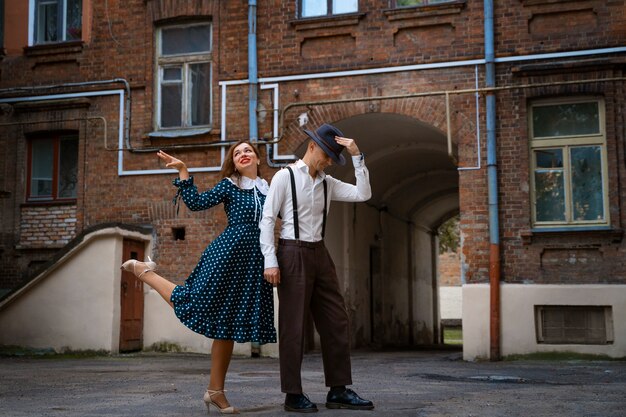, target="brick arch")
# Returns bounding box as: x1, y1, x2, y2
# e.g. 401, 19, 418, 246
278, 94, 479, 165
